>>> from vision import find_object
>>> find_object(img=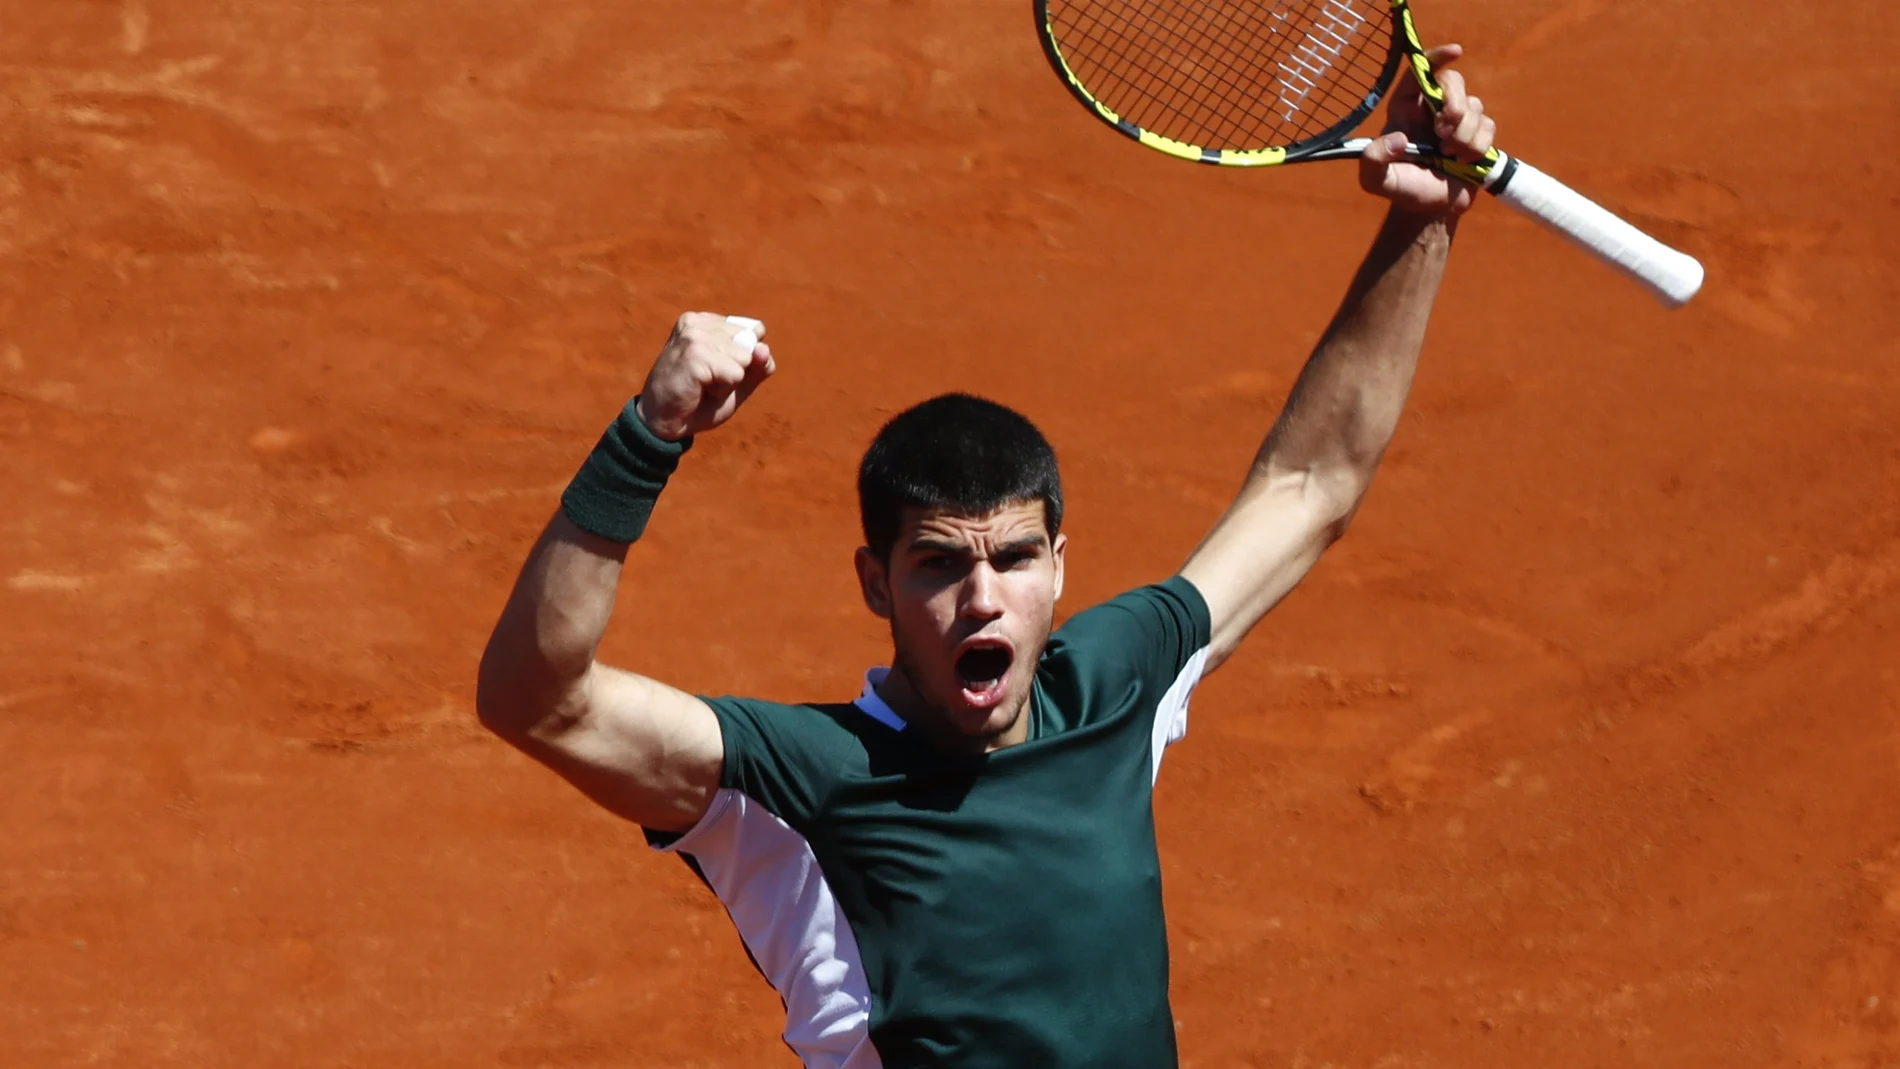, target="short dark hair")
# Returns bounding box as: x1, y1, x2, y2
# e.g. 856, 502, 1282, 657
857, 393, 1063, 561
